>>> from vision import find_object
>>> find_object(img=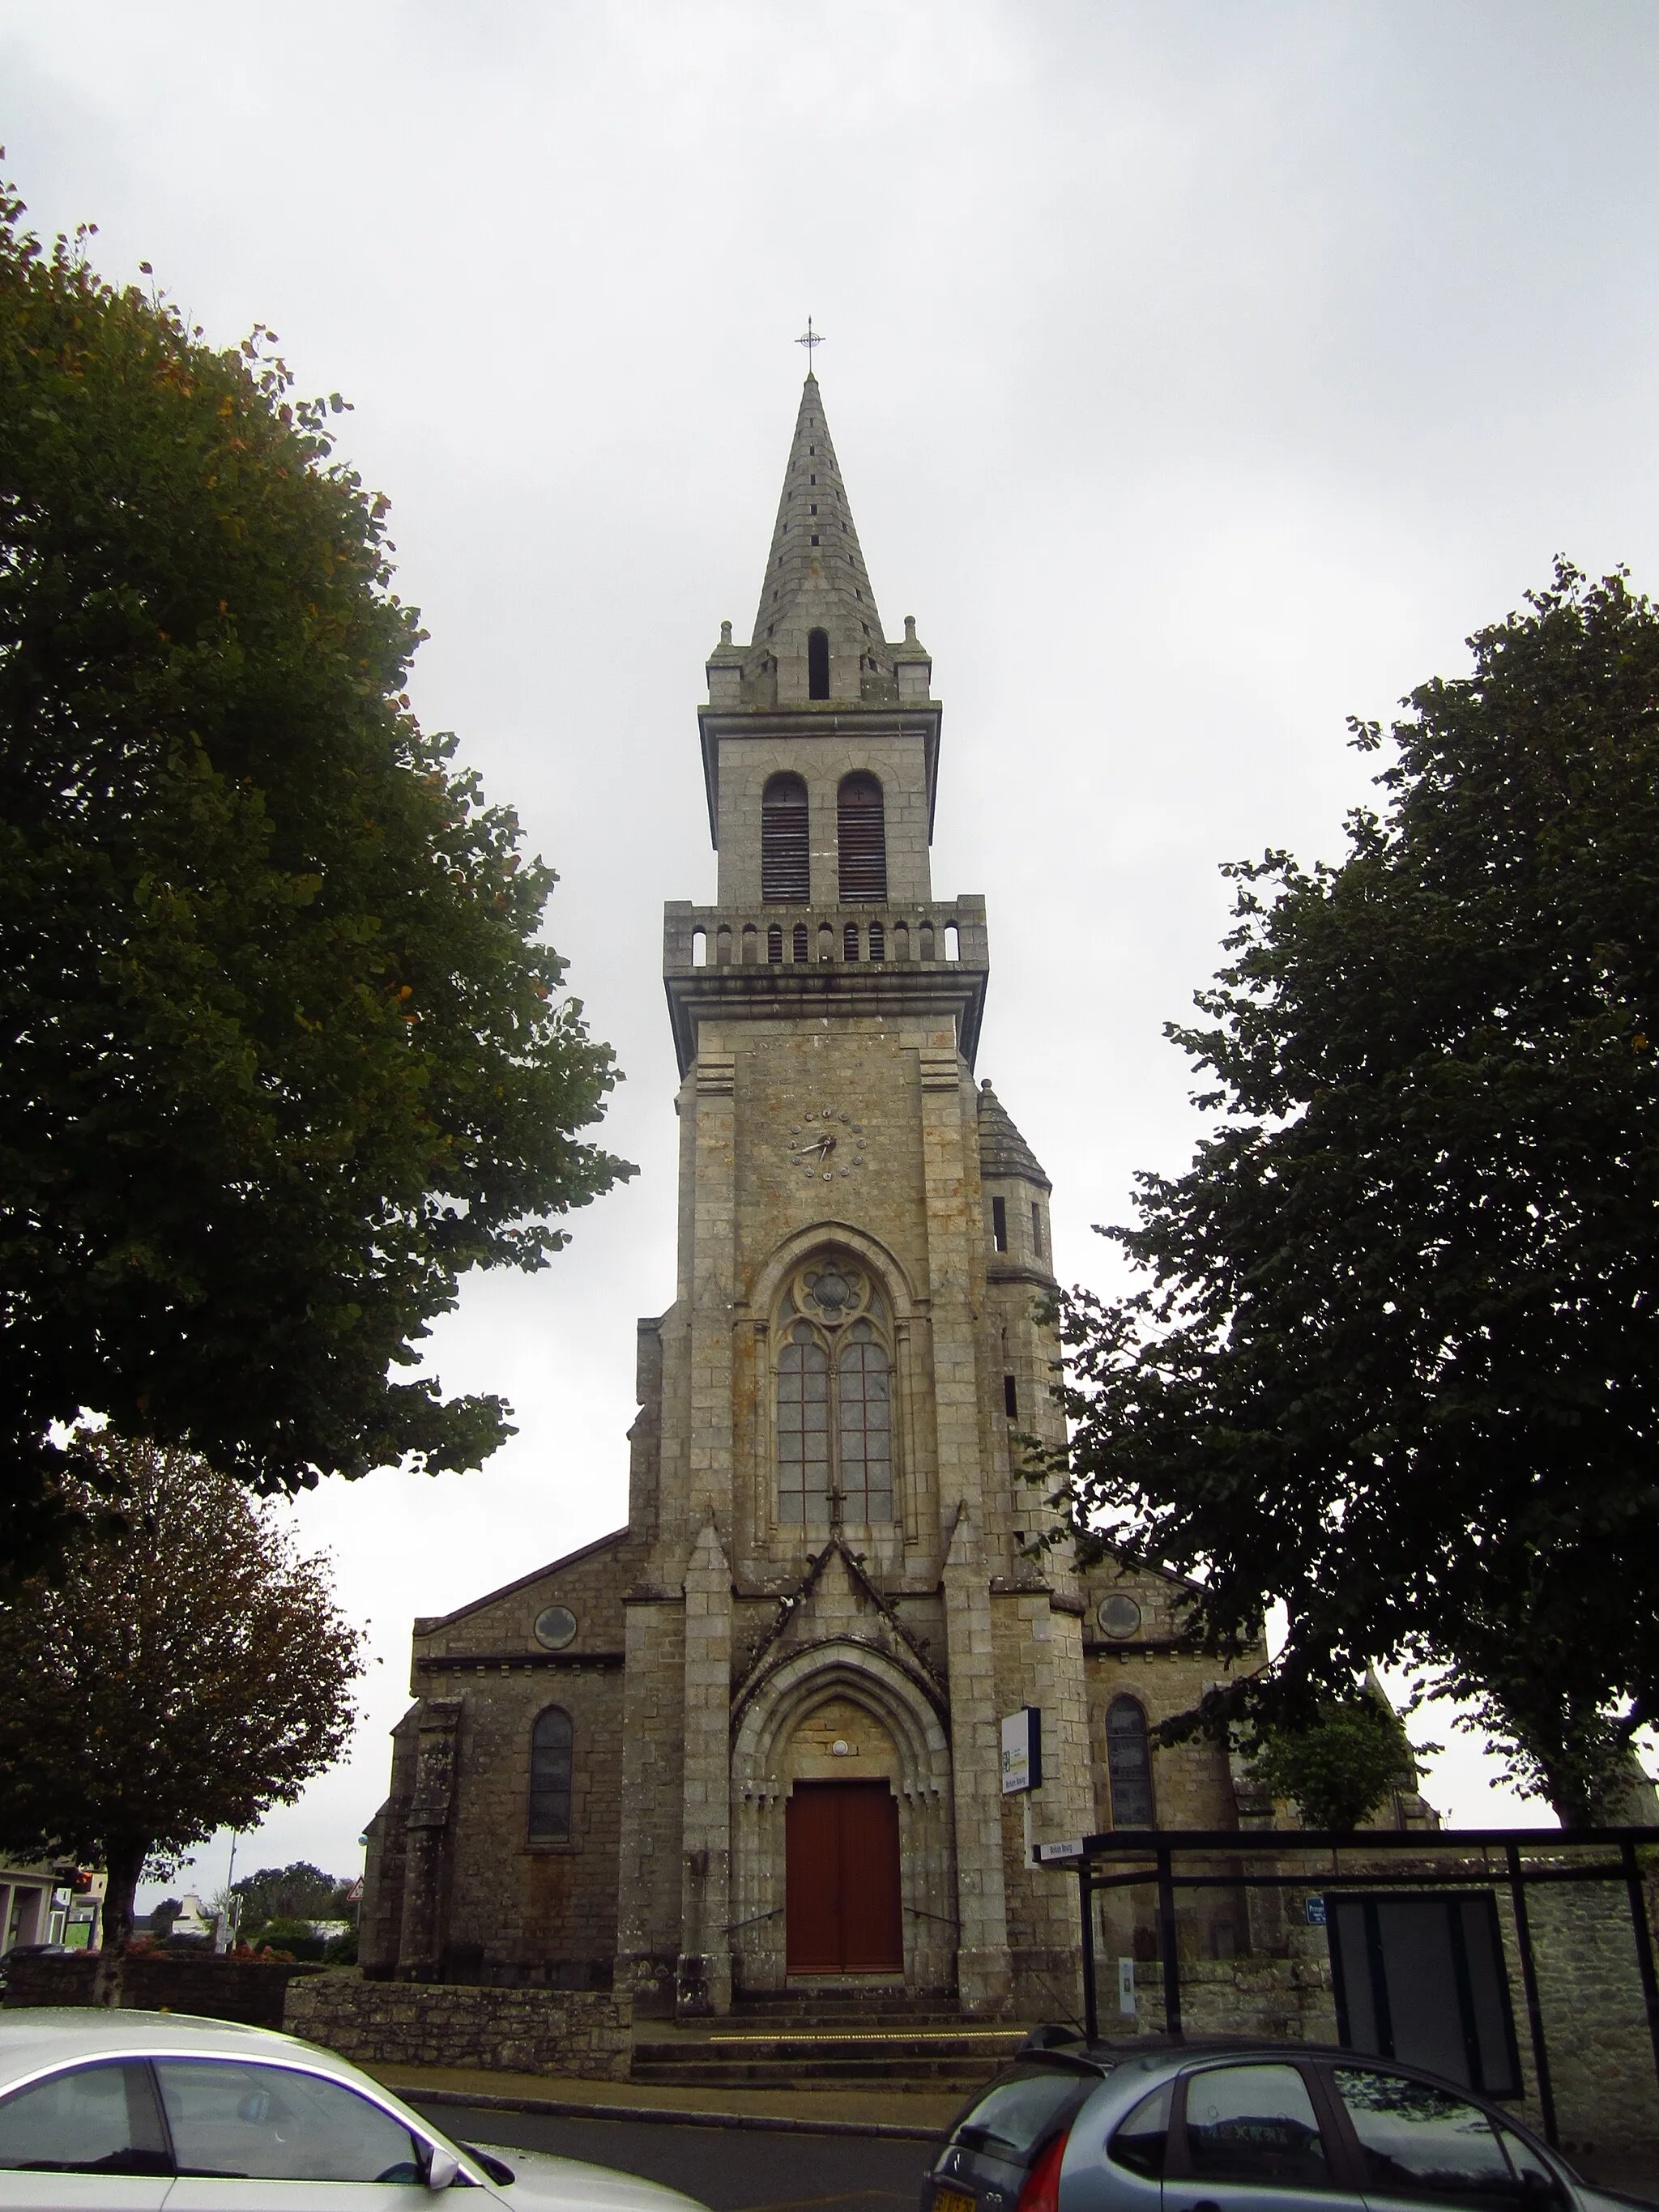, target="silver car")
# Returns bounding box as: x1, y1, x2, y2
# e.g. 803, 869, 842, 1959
0, 2009, 711, 2212
921, 2035, 1656, 2212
